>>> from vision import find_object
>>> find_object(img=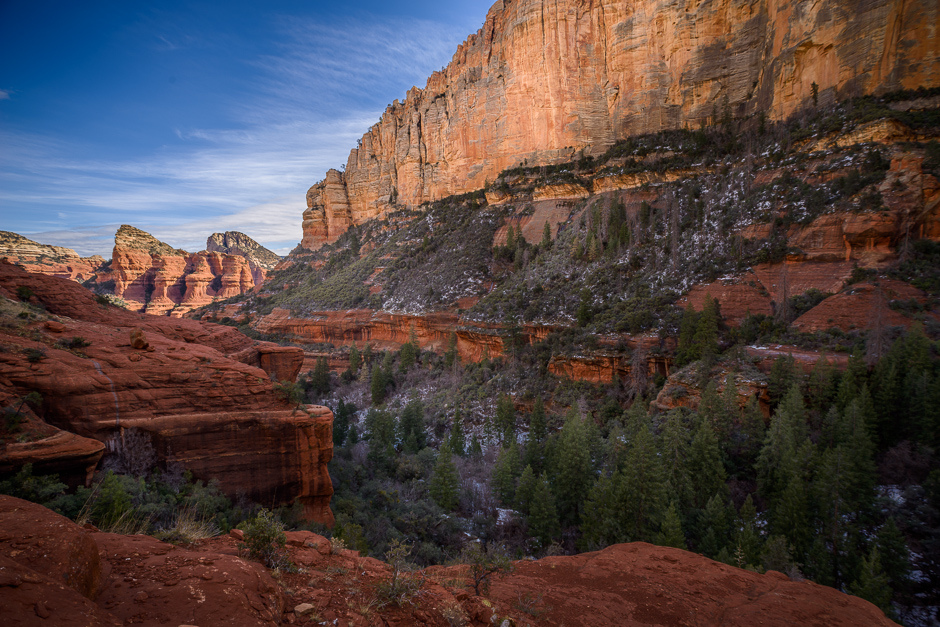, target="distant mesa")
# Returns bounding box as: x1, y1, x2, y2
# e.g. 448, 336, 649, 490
0, 230, 105, 283
1, 227, 280, 318
106, 225, 279, 317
